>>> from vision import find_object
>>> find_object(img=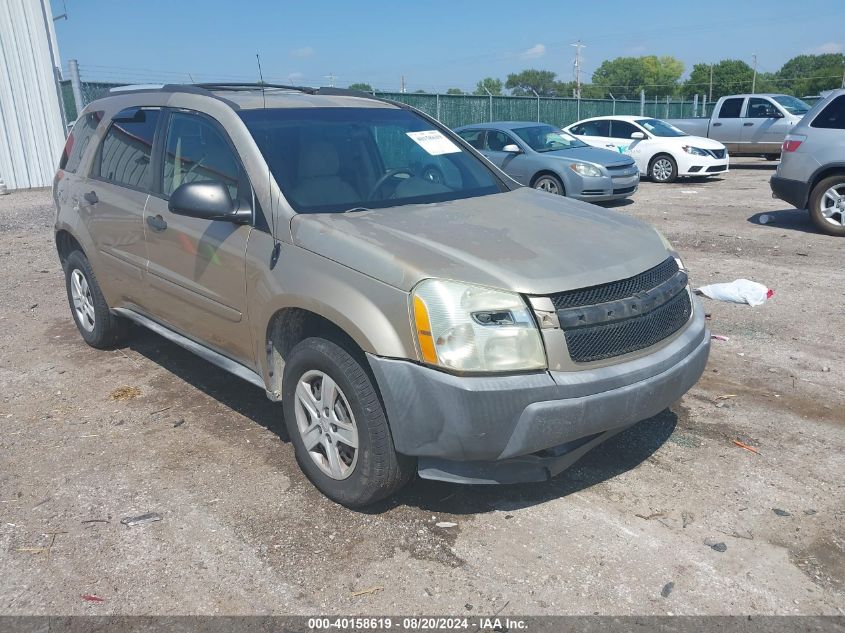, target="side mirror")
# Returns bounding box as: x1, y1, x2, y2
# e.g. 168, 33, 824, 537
168, 181, 249, 223
502, 144, 521, 153
630, 132, 646, 140
770, 109, 784, 119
